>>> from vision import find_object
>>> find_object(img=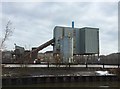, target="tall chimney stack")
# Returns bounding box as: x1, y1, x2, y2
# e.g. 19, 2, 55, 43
72, 21, 74, 28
